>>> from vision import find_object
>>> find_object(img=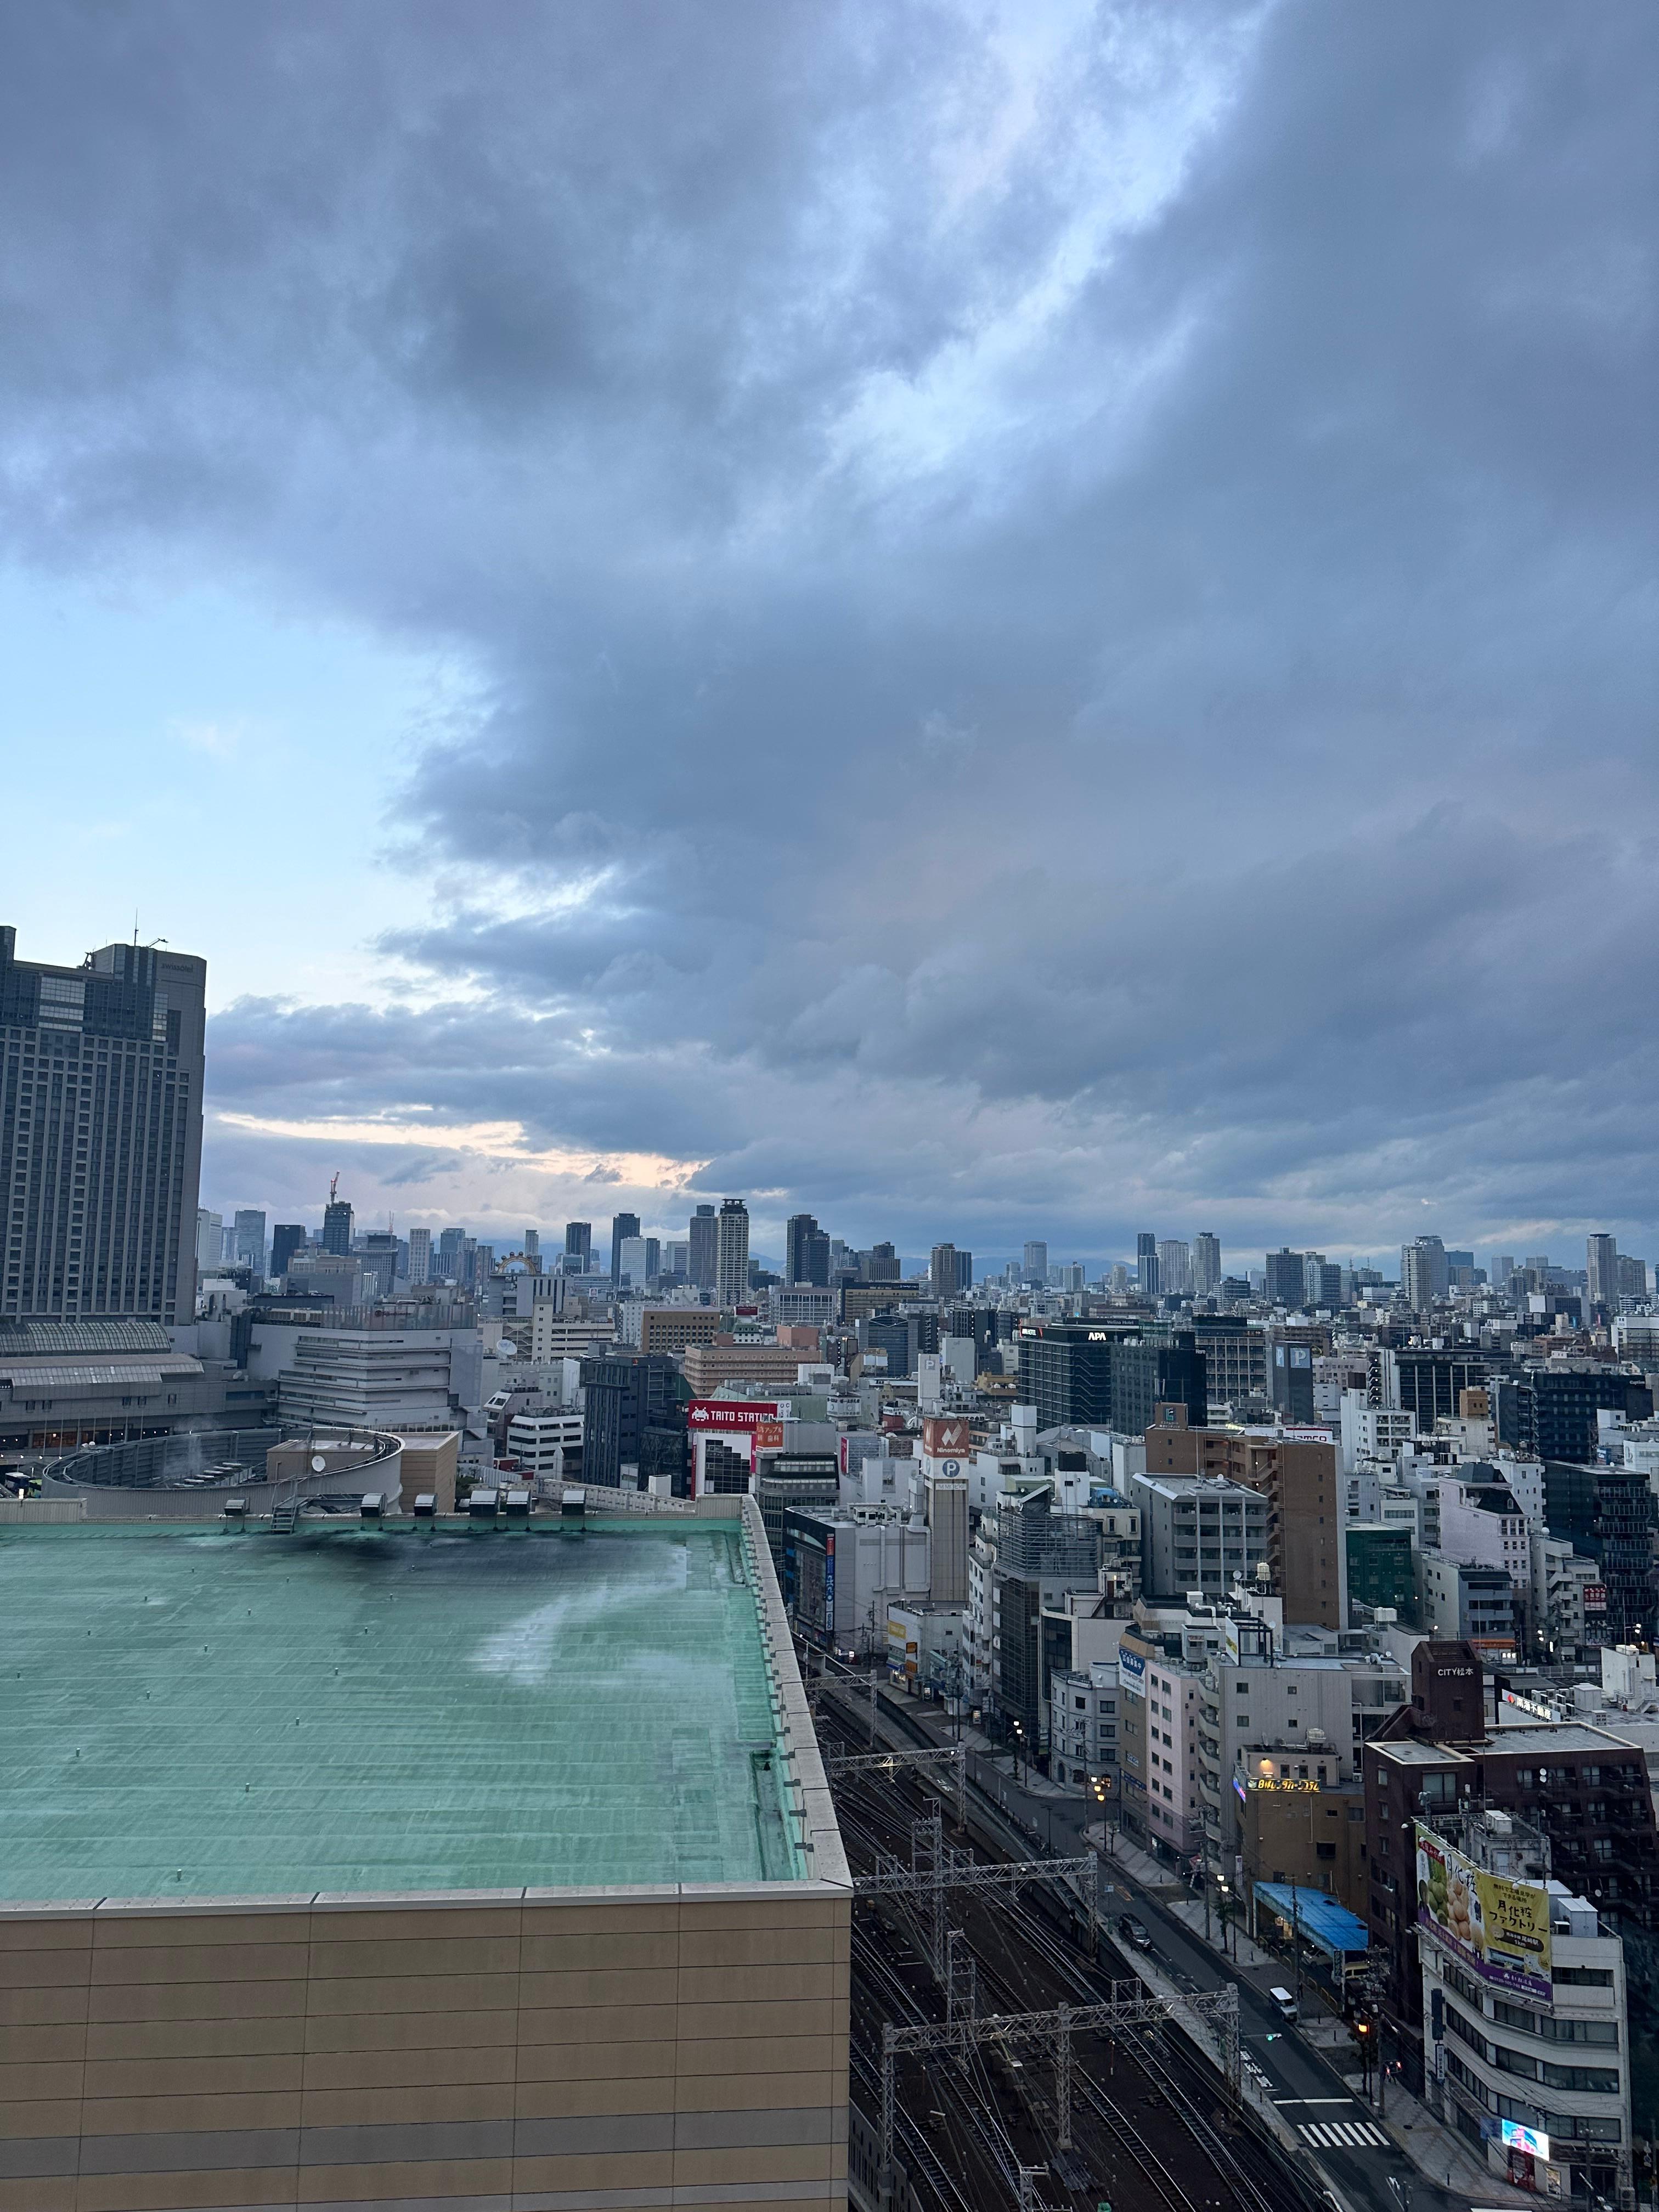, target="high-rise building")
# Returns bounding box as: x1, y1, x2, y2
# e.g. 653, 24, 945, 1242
0, 928, 206, 1324
407, 1227, 431, 1285
563, 1220, 592, 1272
1401, 1234, 1449, 1311
928, 1243, 958, 1301
321, 1194, 353, 1256
1015, 1319, 1120, 1430
1192, 1232, 1221, 1297
437, 1226, 465, 1280
1022, 1240, 1047, 1283
1302, 1252, 1342, 1309
1136, 1232, 1159, 1298
618, 1235, 648, 1286
1156, 1239, 1189, 1297
523, 1228, 540, 1271
232, 1209, 266, 1275
272, 1223, 306, 1280
1586, 1232, 1620, 1309
688, 1204, 718, 1290
196, 1209, 223, 1276
1263, 1247, 1305, 1306
1493, 1252, 1516, 1286
716, 1198, 750, 1307
610, 1212, 641, 1286
866, 1241, 900, 1284
955, 1249, 973, 1293
1618, 1254, 1649, 1298
785, 1213, 830, 1289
